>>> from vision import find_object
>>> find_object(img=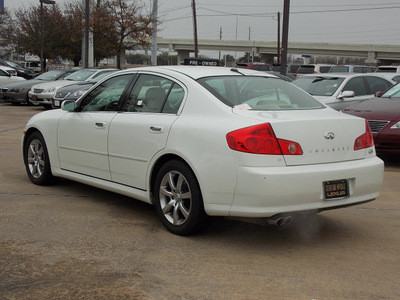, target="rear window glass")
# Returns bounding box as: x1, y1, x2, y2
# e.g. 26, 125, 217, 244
330, 66, 349, 73
376, 67, 396, 73
319, 66, 331, 73
197, 76, 324, 111
297, 66, 315, 74
293, 76, 345, 96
